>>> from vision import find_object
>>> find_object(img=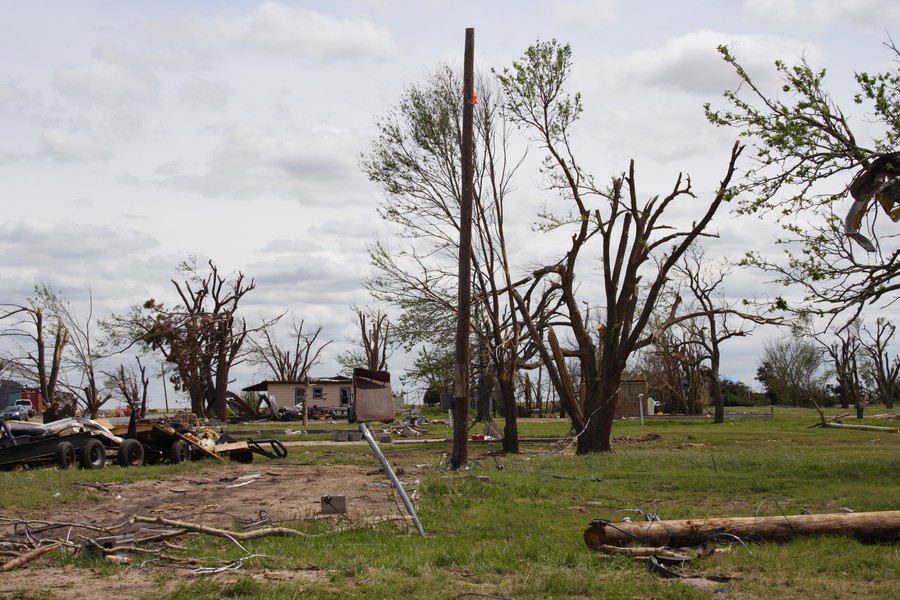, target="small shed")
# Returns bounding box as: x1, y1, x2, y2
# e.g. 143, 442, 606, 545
615, 380, 650, 418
